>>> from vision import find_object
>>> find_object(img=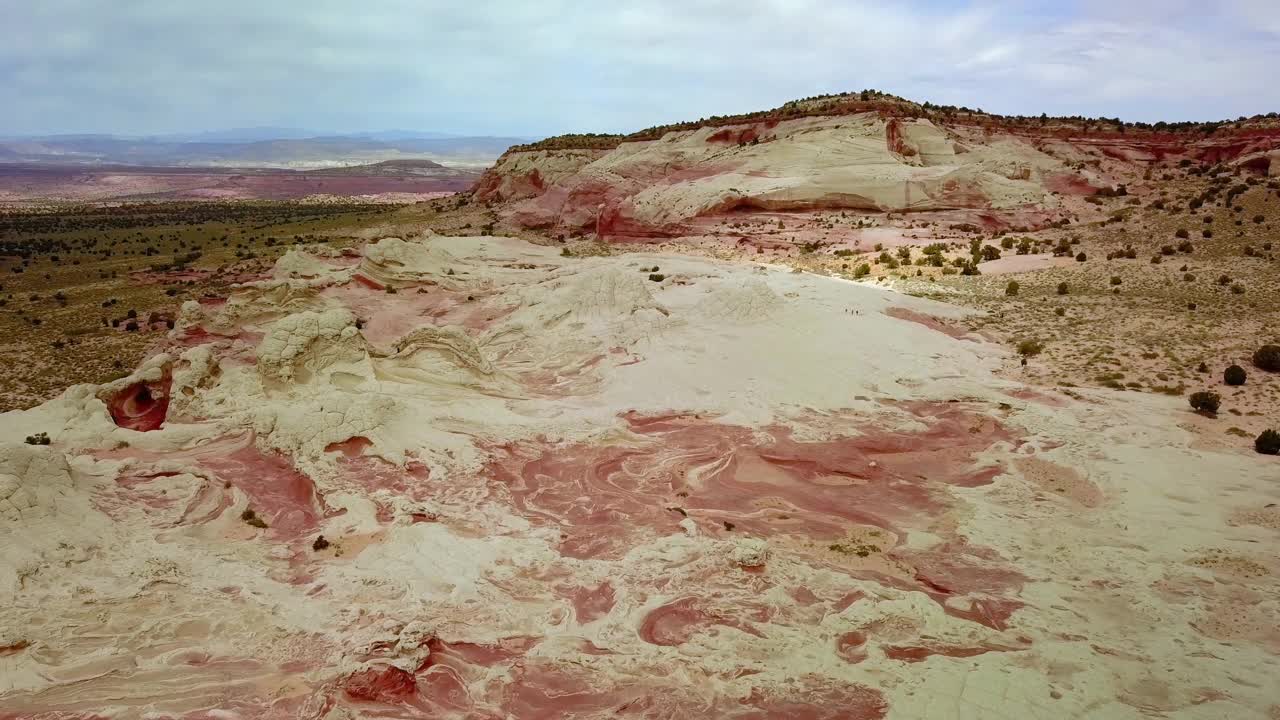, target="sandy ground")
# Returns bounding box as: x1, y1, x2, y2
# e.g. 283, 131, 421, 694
977, 253, 1076, 275
2, 232, 1277, 719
